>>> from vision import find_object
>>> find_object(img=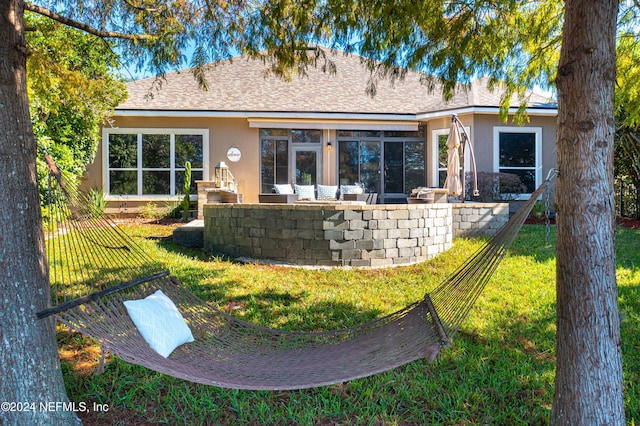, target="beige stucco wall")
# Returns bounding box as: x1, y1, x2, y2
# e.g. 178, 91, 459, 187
89, 112, 557, 214
471, 114, 557, 174
88, 116, 263, 206
424, 113, 557, 185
